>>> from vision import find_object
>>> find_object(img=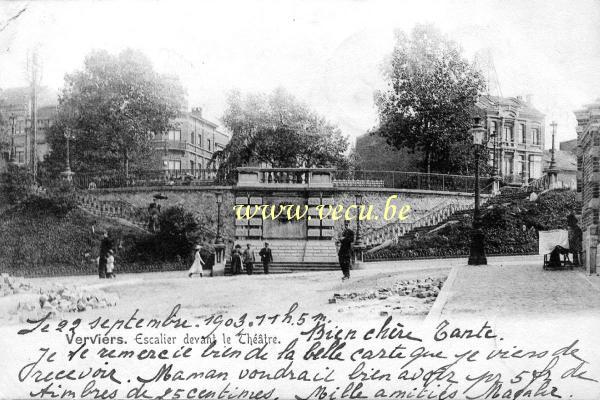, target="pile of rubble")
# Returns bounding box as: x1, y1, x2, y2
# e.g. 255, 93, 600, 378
329, 277, 445, 304
17, 285, 118, 316
0, 273, 34, 297
0, 273, 119, 319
